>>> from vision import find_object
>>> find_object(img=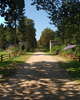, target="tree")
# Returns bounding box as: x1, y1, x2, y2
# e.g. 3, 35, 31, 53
31, 0, 80, 26
31, 0, 80, 46
0, 24, 6, 42
5, 0, 25, 46
25, 18, 37, 49
0, 0, 12, 19
18, 16, 27, 41
38, 28, 55, 49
